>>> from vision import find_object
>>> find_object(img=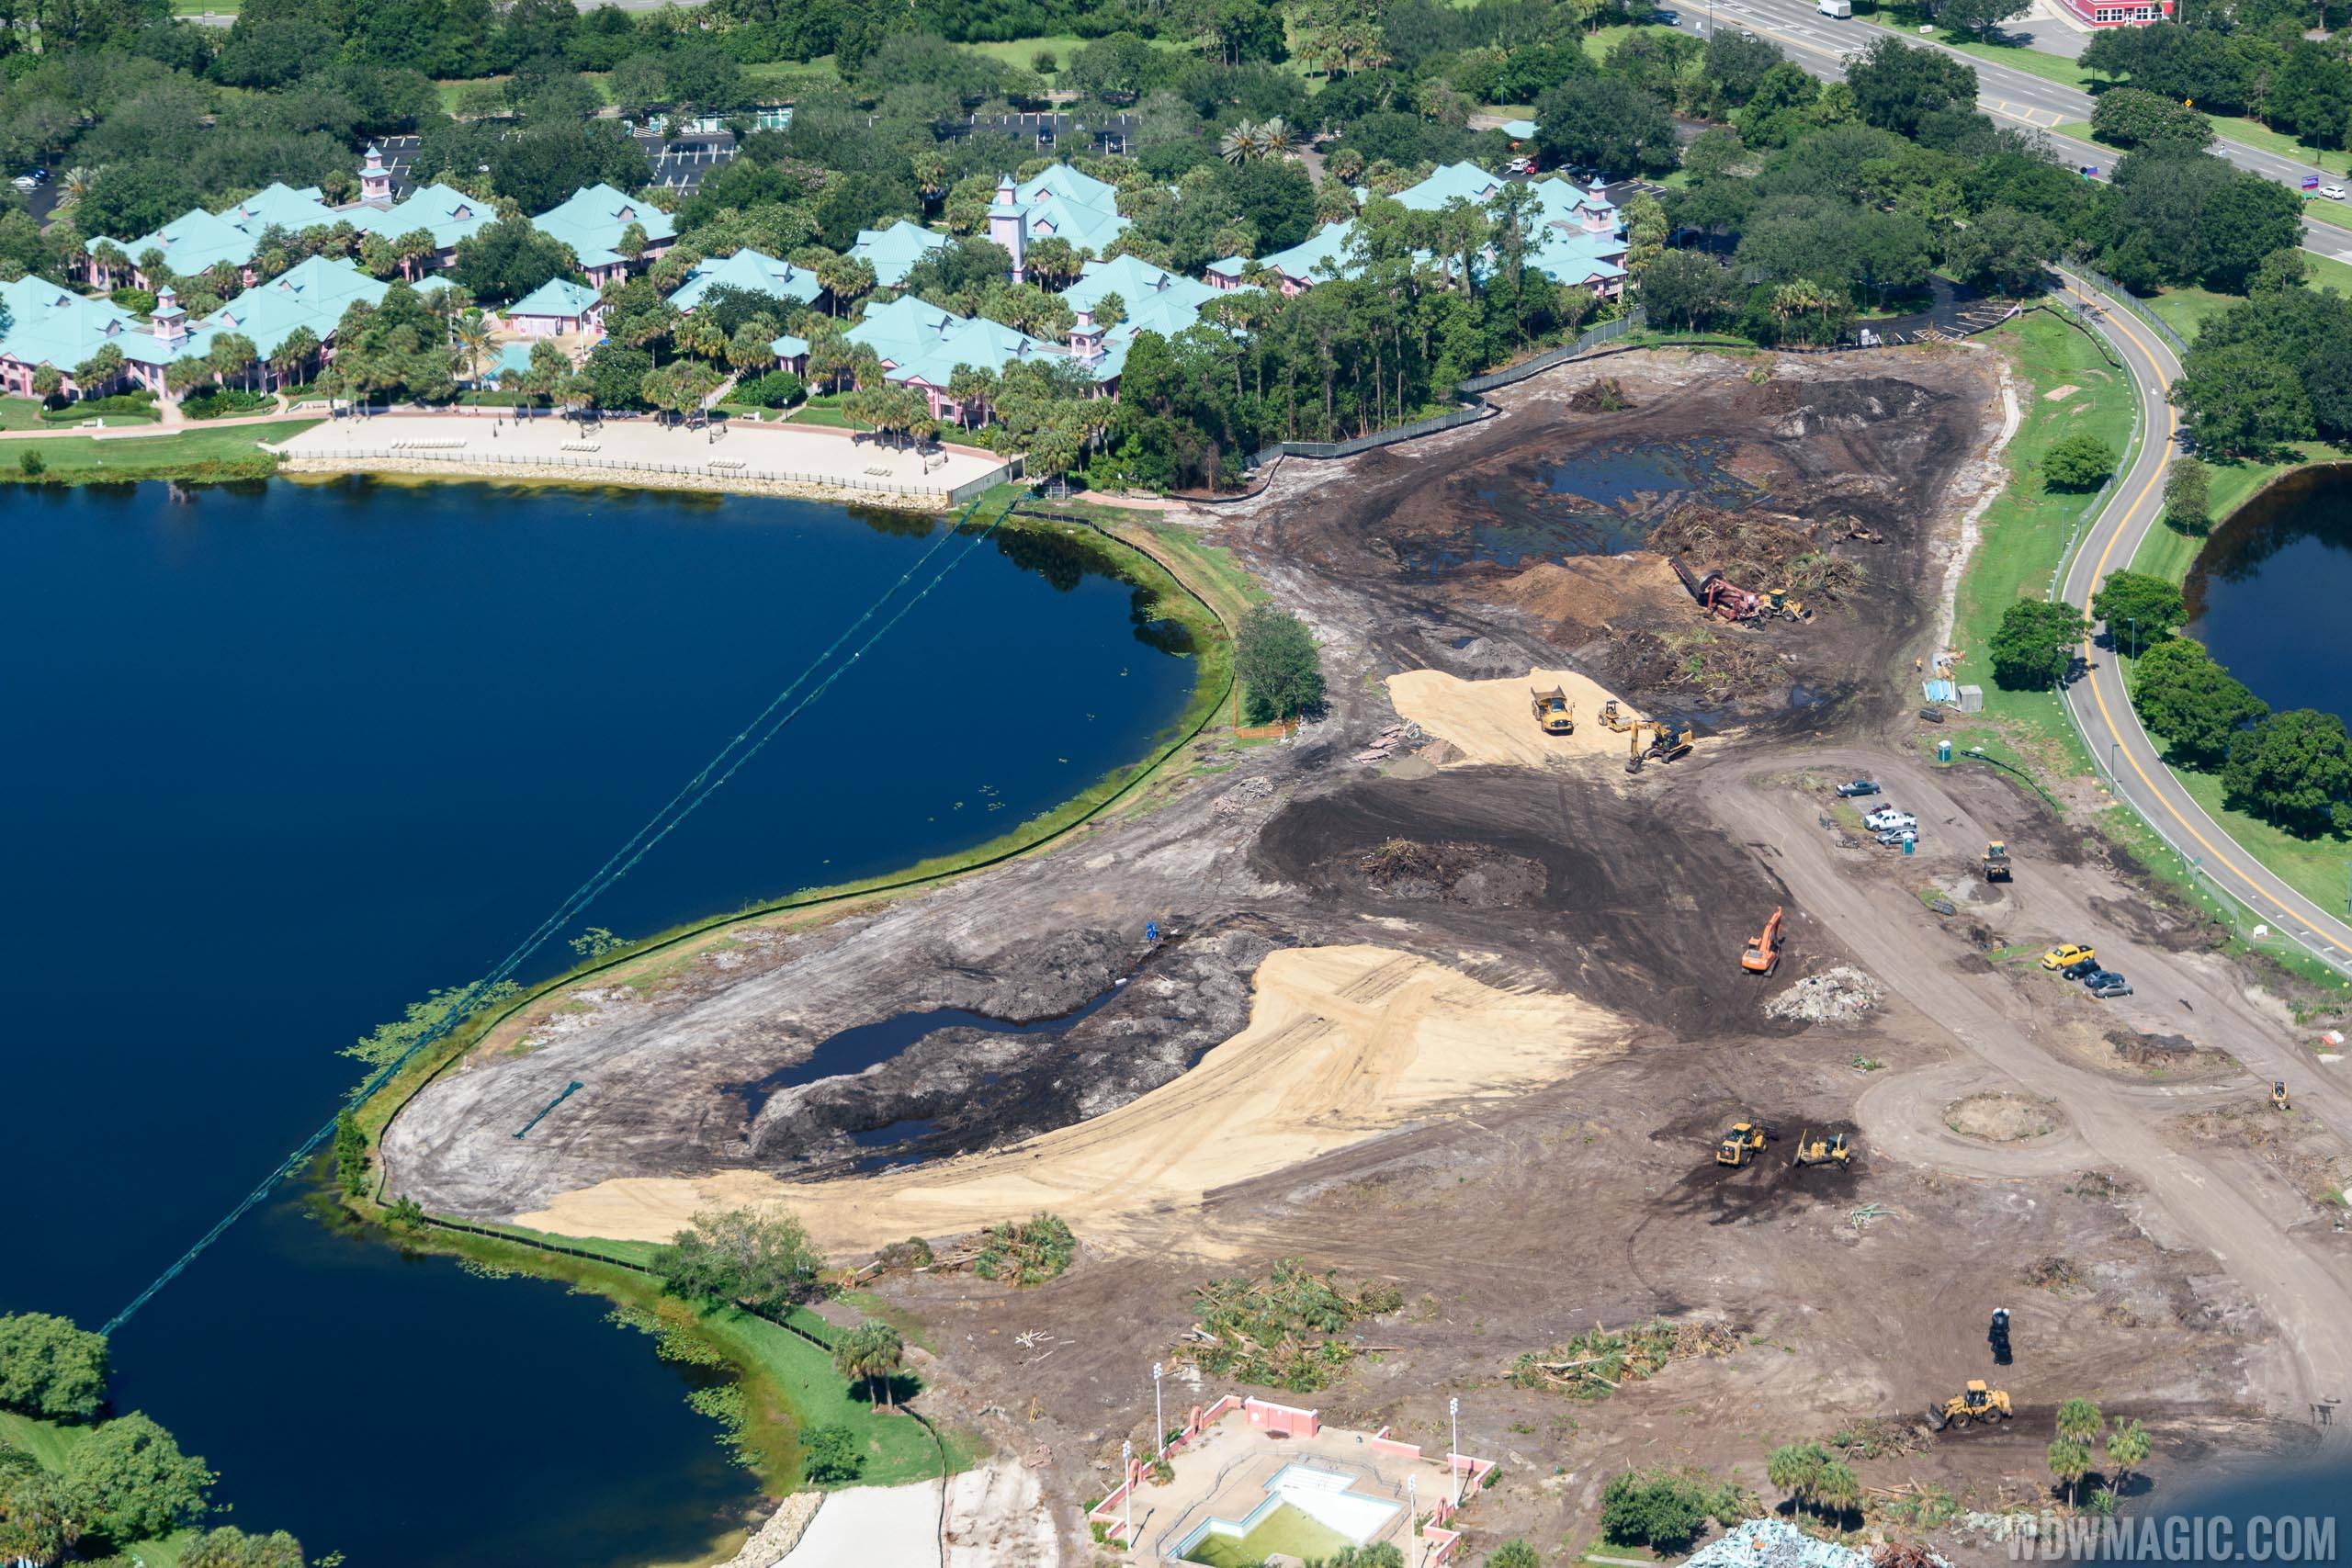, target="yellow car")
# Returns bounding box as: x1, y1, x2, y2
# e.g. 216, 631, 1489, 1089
2041, 943, 2096, 971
